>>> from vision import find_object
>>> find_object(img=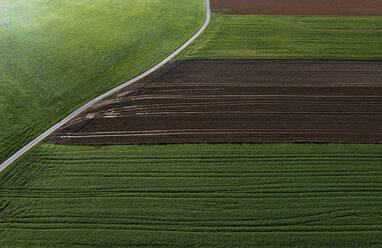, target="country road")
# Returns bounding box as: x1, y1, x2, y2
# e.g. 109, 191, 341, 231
0, 0, 211, 173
